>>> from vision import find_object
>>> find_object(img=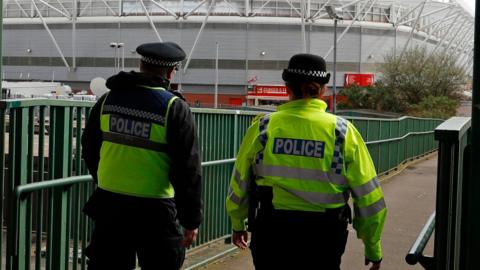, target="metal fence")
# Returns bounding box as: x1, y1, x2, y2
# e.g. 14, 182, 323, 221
0, 99, 442, 270
349, 116, 442, 176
